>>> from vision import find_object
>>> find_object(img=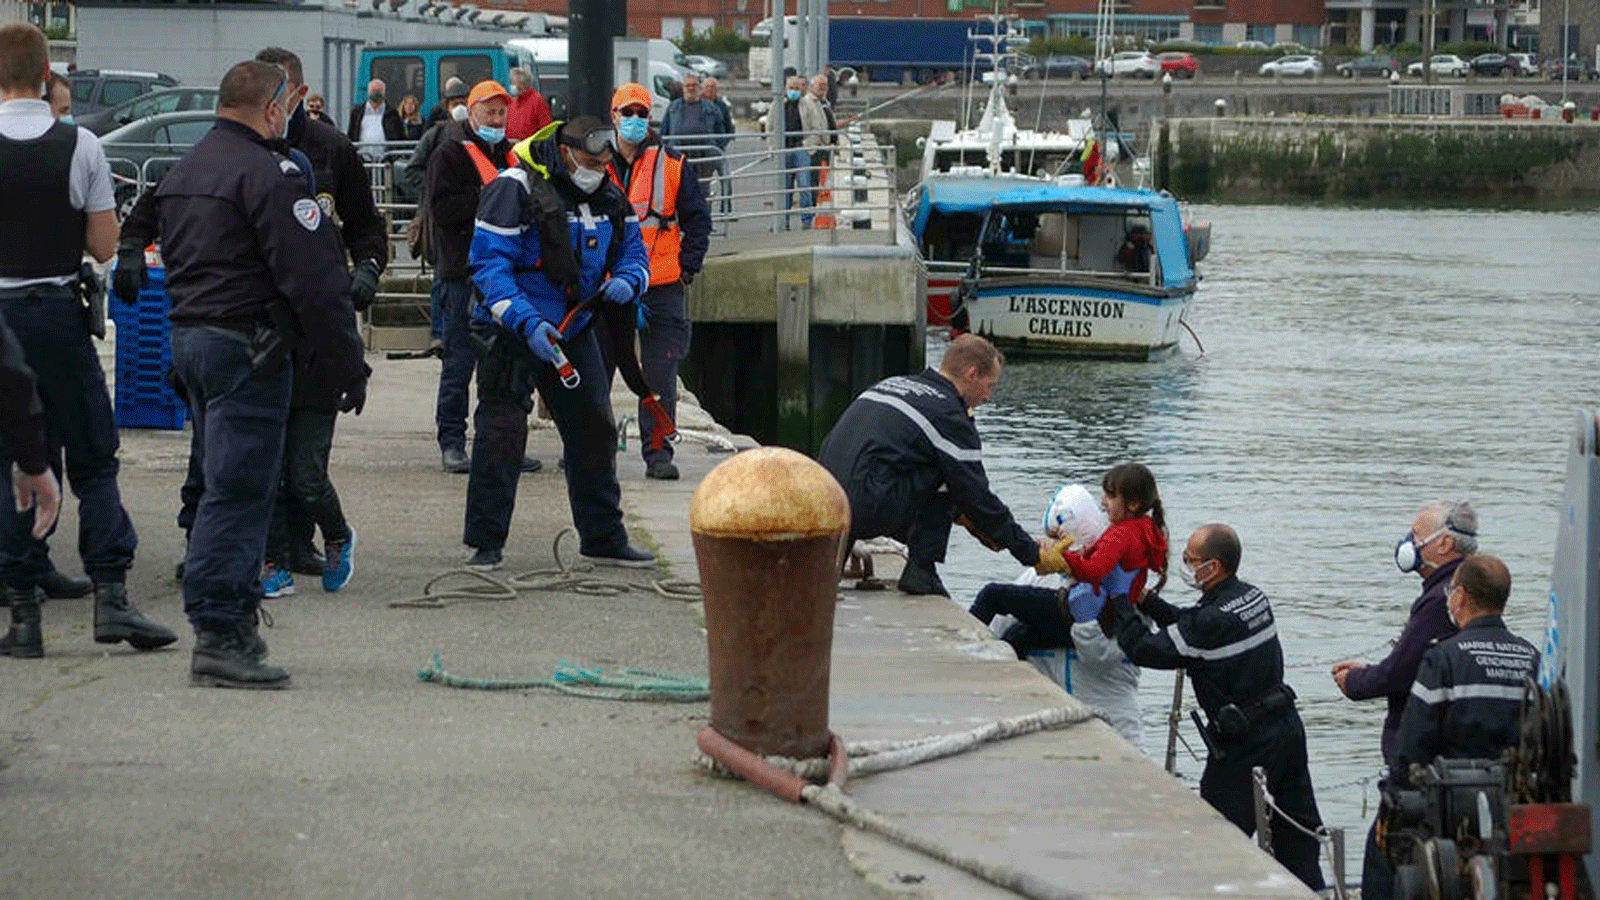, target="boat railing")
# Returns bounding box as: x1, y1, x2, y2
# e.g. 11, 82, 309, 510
926, 258, 1154, 285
